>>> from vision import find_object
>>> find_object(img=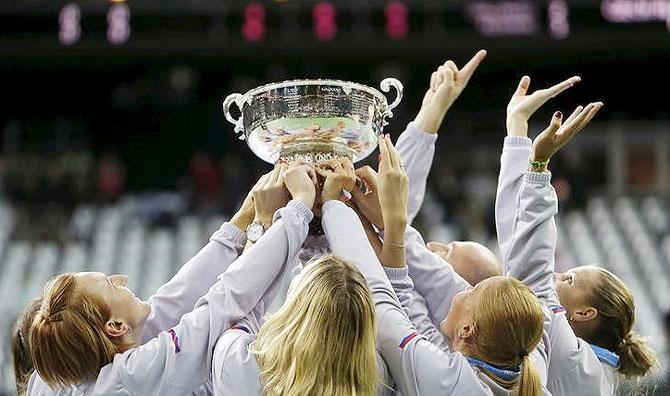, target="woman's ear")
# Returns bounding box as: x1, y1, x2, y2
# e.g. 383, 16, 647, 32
458, 321, 476, 341
105, 319, 131, 339
572, 306, 598, 322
